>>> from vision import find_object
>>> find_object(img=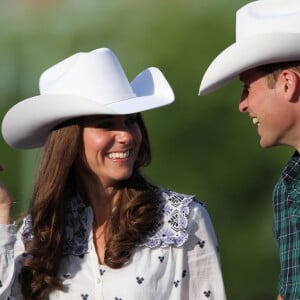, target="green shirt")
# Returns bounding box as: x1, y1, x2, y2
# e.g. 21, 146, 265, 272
273, 151, 300, 299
